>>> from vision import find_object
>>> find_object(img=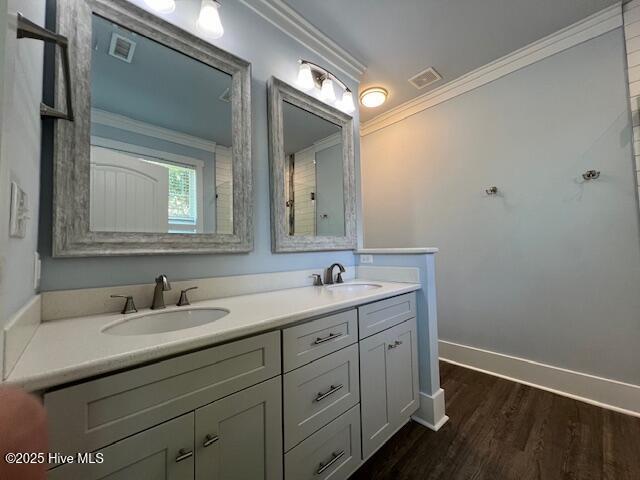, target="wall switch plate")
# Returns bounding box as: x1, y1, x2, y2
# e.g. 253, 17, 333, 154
33, 252, 41, 290
9, 181, 29, 238
360, 254, 374, 264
